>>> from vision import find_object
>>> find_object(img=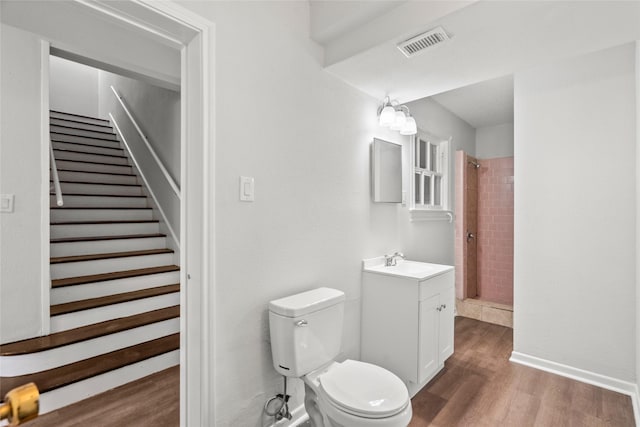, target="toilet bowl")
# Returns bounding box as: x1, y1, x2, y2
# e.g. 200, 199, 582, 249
303, 360, 412, 427
268, 287, 412, 427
